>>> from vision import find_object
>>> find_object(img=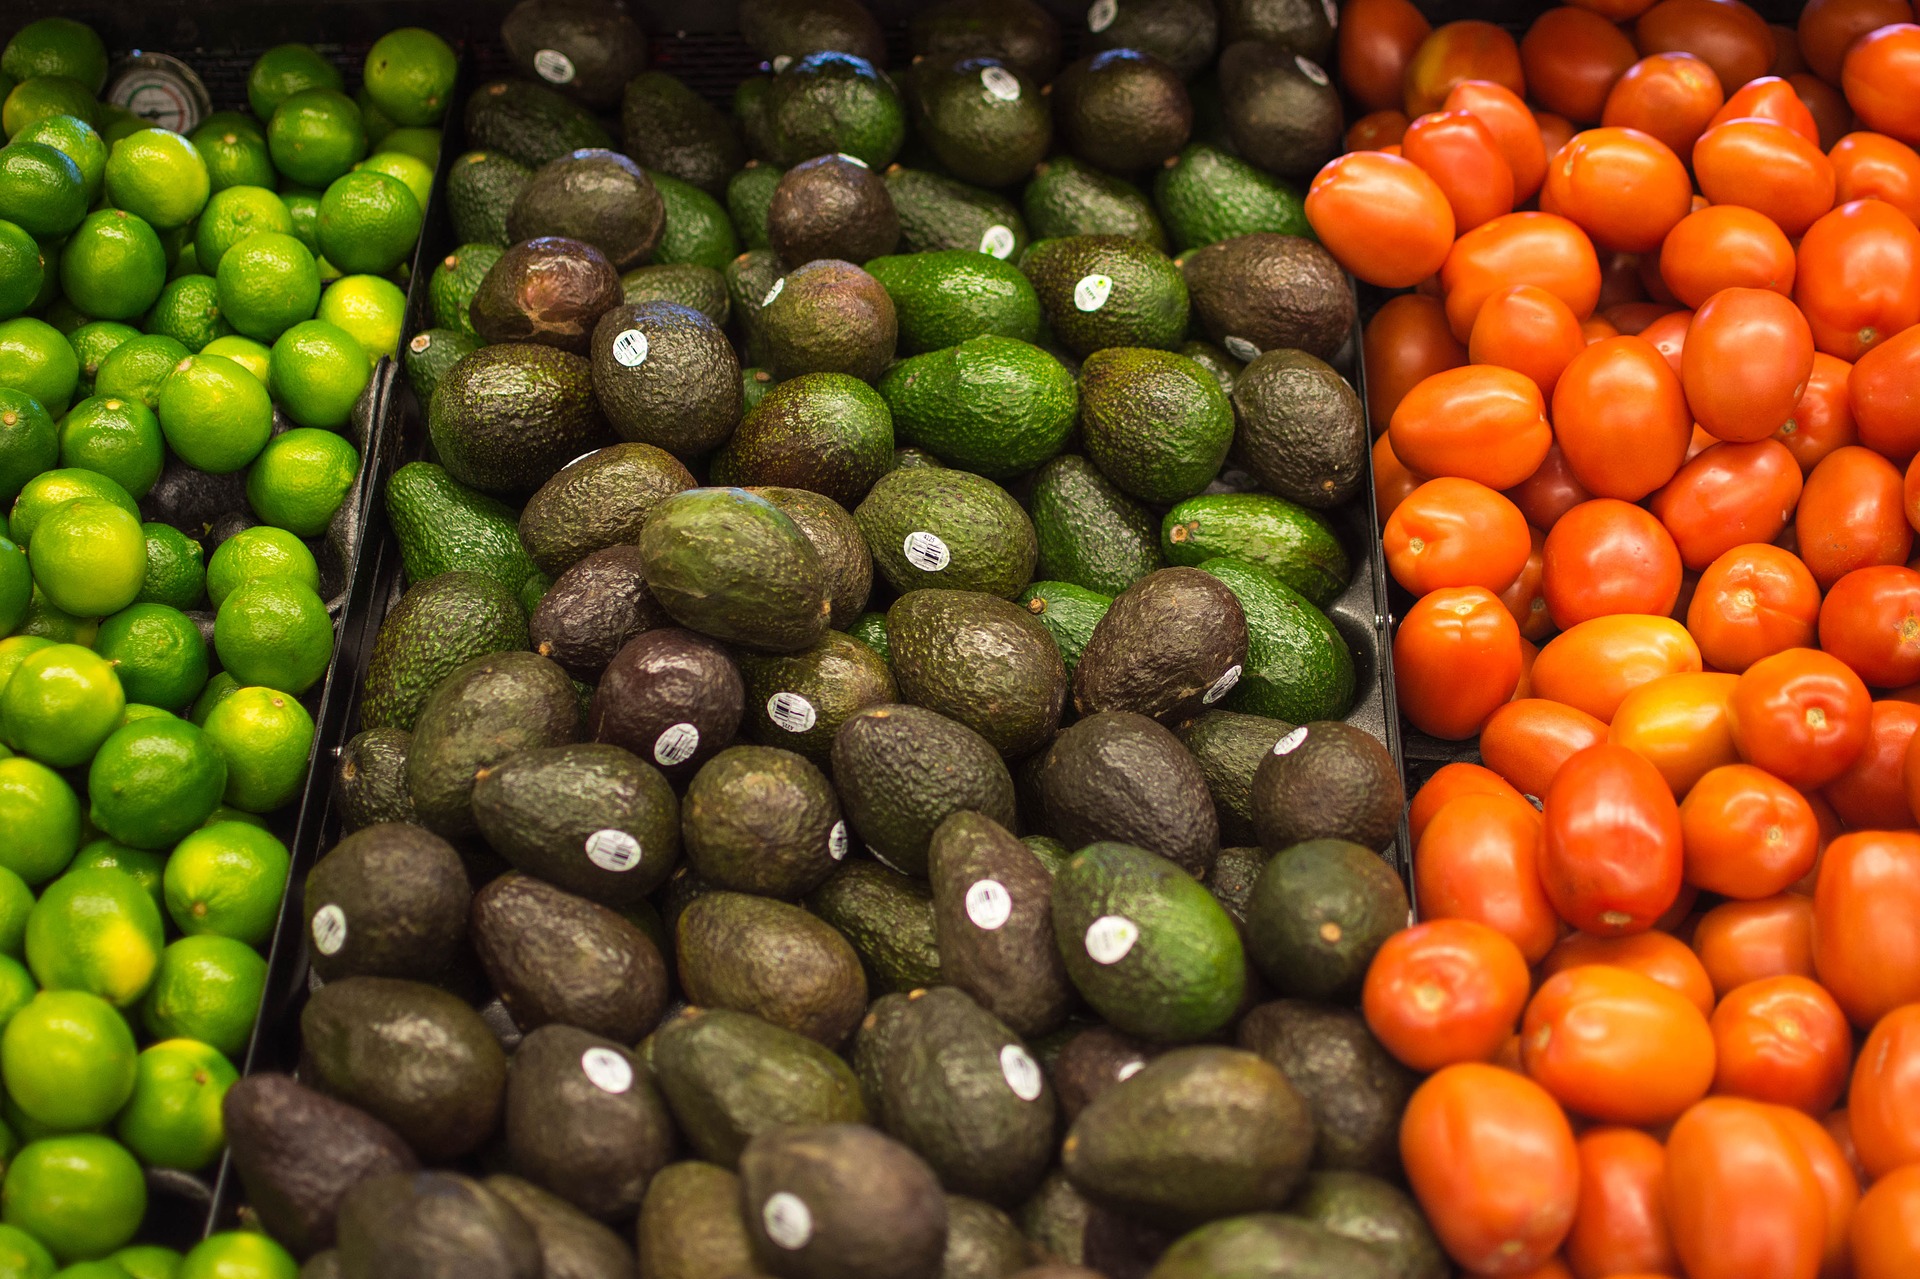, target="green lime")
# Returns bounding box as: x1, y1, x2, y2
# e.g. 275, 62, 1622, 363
58, 1260, 136, 1279
160, 822, 287, 946
165, 243, 199, 281
400, 327, 478, 409
110, 1247, 179, 1279
196, 336, 269, 386
212, 577, 331, 695
187, 671, 238, 726
114, 704, 172, 726
213, 232, 319, 343
65, 842, 160, 918
277, 191, 320, 256
0, 956, 34, 1032
0, 645, 121, 767
91, 604, 207, 711
193, 187, 295, 277
0, 388, 55, 501
58, 211, 164, 322
102, 131, 208, 231
429, 244, 502, 338
266, 89, 365, 189
316, 170, 420, 276
0, 866, 29, 958
2, 1092, 66, 1144
379, 126, 441, 170
90, 334, 186, 411
199, 112, 263, 143
0, 142, 84, 240
6, 467, 136, 546
56, 397, 163, 498
362, 28, 456, 127
25, 241, 57, 317
64, 322, 138, 398
9, 117, 103, 206
266, 320, 366, 429
201, 685, 313, 812
354, 87, 396, 150
246, 429, 358, 538
0, 757, 76, 884
114, 1037, 237, 1172
0, 83, 96, 151
133, 523, 204, 611
143, 275, 233, 354
354, 150, 433, 214
0, 634, 50, 687
314, 274, 404, 365
139, 934, 265, 1062
95, 106, 144, 147
202, 527, 317, 608
85, 717, 225, 850
245, 46, 342, 123
0, 991, 134, 1130
0, 317, 78, 415
154, 353, 272, 473
12, 590, 94, 648
0, 538, 25, 634
0, 21, 107, 96
177, 1234, 292, 1279
188, 125, 273, 194
1, 1134, 146, 1261
25, 866, 163, 1008
0, 219, 39, 321
27, 499, 145, 618
0, 1222, 52, 1278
